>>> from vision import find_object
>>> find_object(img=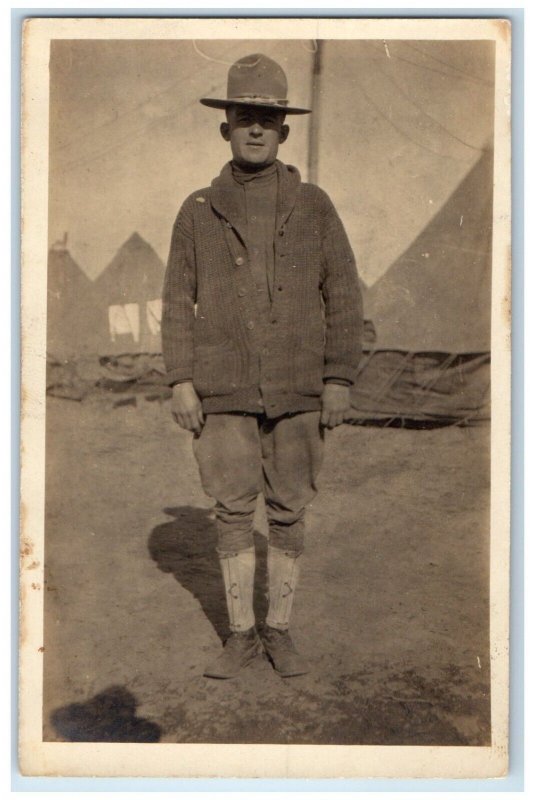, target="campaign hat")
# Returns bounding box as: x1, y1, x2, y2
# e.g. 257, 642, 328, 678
200, 53, 311, 115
